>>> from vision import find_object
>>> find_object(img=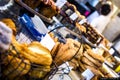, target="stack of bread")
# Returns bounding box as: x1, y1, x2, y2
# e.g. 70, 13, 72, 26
51, 37, 117, 79
1, 18, 117, 79
51, 38, 83, 66
1, 19, 53, 79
